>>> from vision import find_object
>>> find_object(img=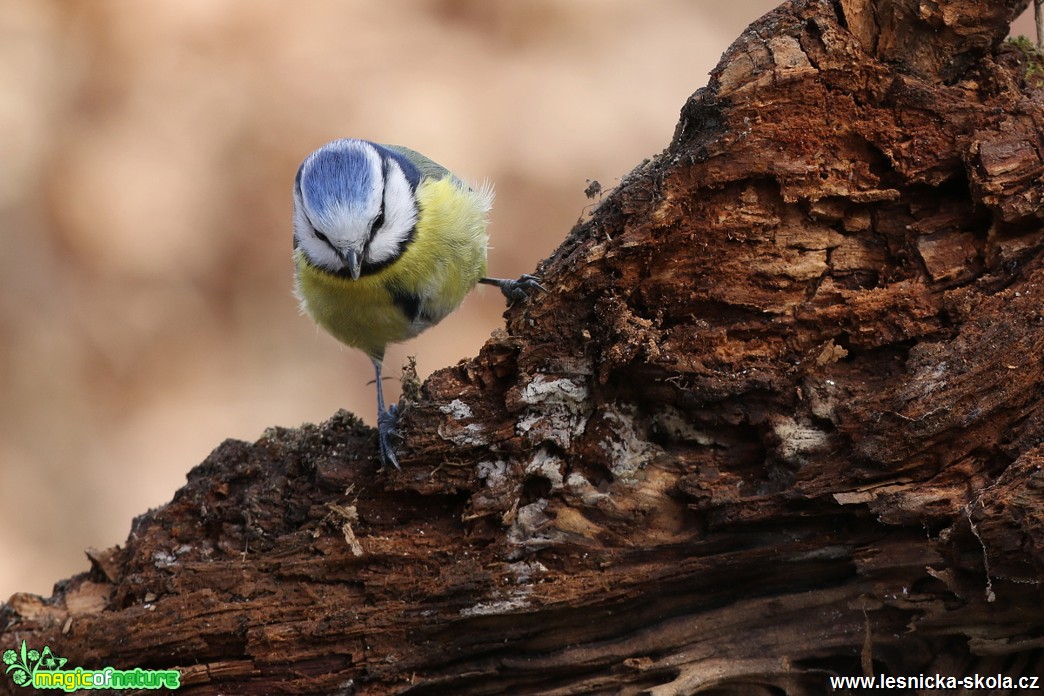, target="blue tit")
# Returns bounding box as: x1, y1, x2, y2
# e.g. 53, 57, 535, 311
293, 138, 543, 468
